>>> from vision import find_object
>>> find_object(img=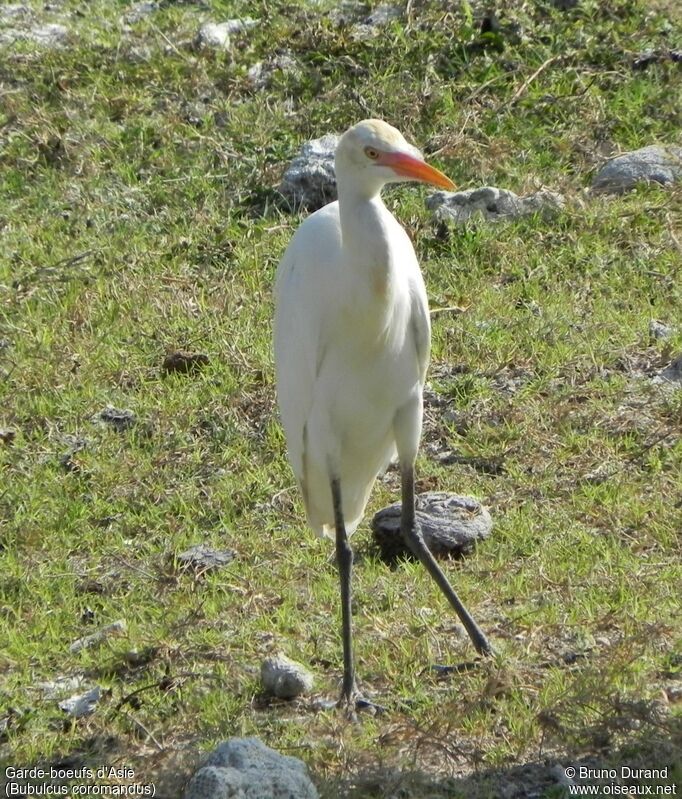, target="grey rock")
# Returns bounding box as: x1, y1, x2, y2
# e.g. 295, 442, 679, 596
177, 544, 235, 573
426, 186, 565, 224
366, 4, 402, 25
196, 22, 230, 49
279, 134, 339, 211
122, 1, 160, 24
36, 674, 85, 698
187, 767, 246, 799
654, 352, 682, 385
62, 434, 88, 451
352, 4, 401, 38
327, 1, 364, 26
649, 319, 675, 341
184, 738, 318, 799
311, 697, 337, 711
247, 53, 298, 89
196, 18, 257, 50
372, 492, 493, 563
59, 686, 101, 718
69, 619, 127, 654
247, 61, 266, 85
96, 405, 136, 431
28, 23, 69, 46
121, 43, 153, 63
261, 654, 314, 699
591, 145, 682, 194
0, 4, 31, 21
0, 22, 69, 48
